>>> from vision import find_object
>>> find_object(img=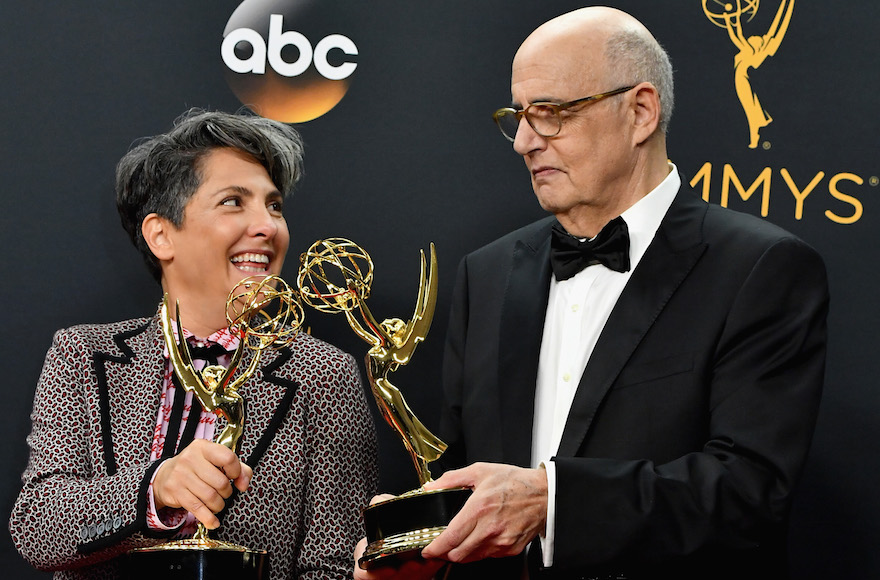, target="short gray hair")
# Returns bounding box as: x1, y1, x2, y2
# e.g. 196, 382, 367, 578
604, 29, 675, 134
116, 108, 304, 282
